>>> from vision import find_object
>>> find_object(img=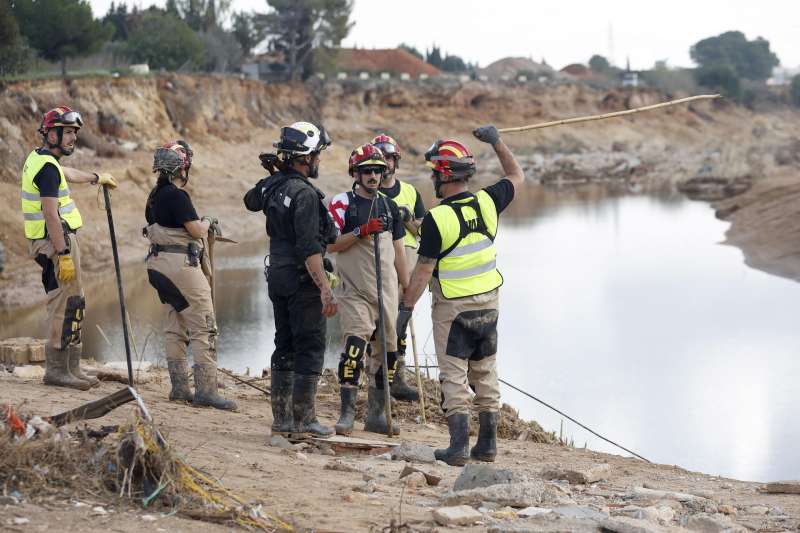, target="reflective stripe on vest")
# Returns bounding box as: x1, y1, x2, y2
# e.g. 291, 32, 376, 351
428, 190, 503, 299
395, 180, 419, 248
21, 150, 83, 239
